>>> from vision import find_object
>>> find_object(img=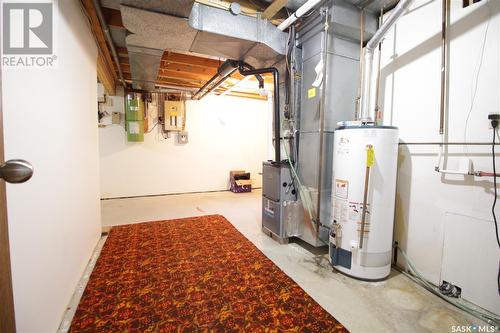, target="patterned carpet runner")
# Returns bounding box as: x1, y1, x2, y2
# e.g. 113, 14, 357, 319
70, 215, 348, 332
